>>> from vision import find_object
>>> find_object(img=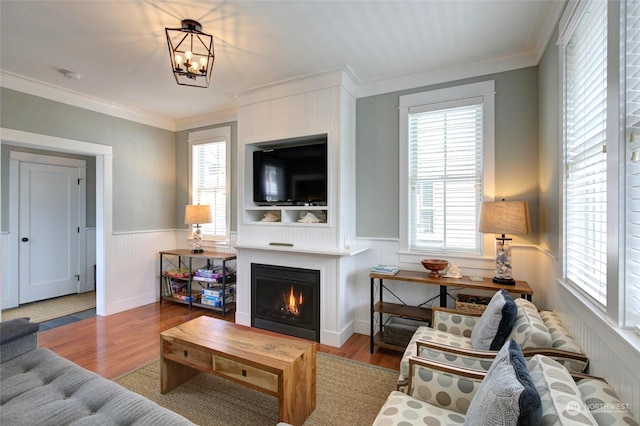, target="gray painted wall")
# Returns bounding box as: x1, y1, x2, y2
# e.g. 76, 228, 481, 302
0, 87, 176, 233
537, 27, 561, 257
2, 66, 540, 243
355, 67, 540, 243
